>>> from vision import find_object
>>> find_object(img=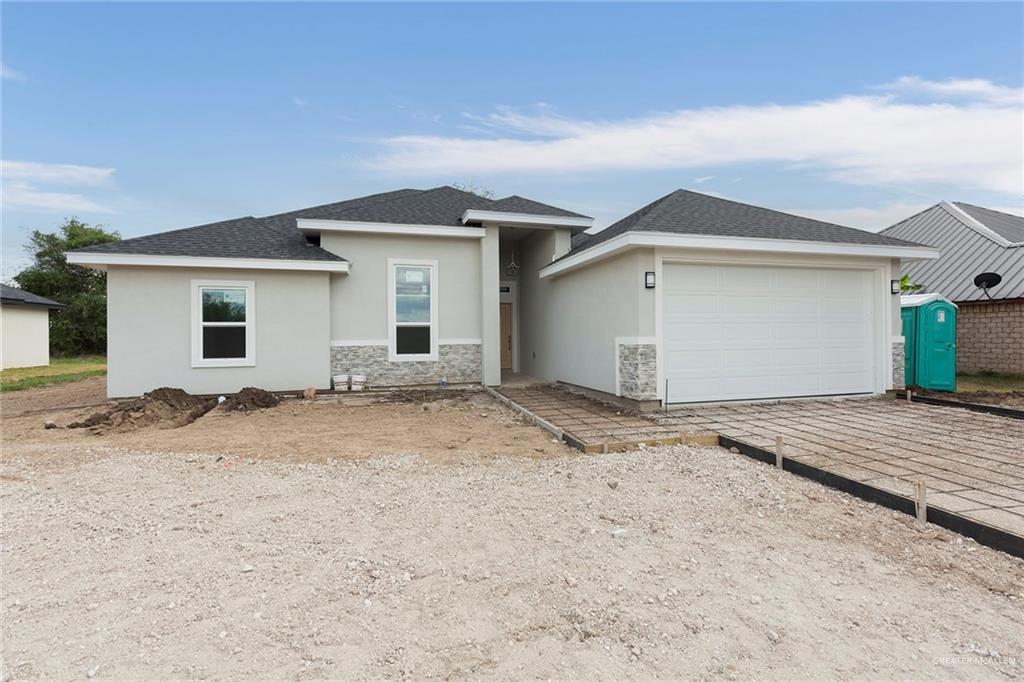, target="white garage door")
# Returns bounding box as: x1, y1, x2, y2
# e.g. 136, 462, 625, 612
663, 263, 876, 403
